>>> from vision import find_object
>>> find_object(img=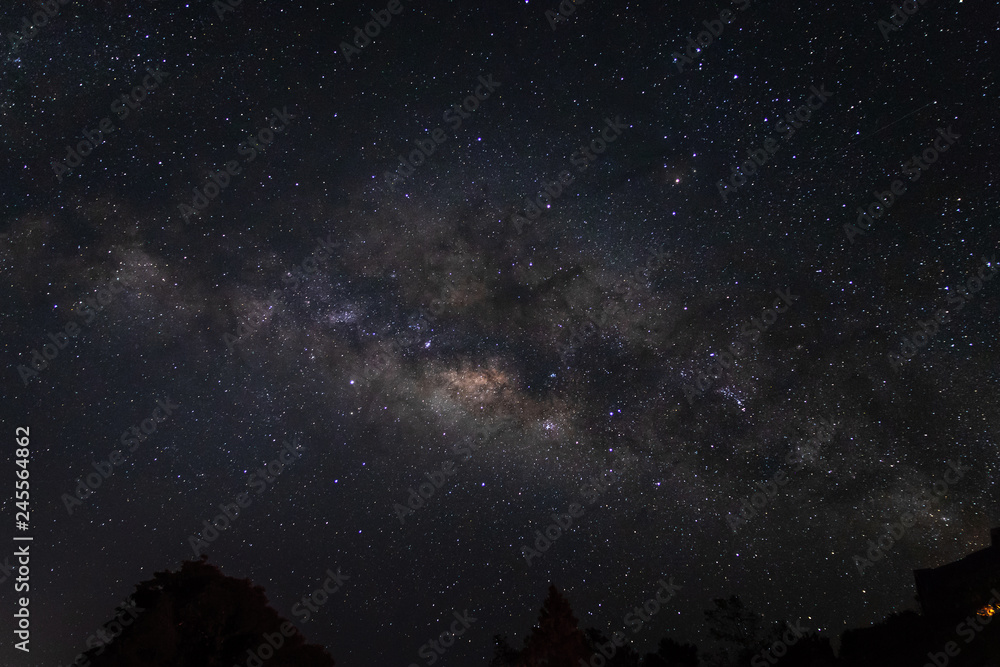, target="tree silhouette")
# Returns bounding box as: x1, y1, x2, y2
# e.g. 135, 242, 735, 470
484, 527, 1000, 667
80, 556, 336, 667
490, 634, 522, 667
838, 610, 933, 667
642, 637, 699, 667
703, 596, 765, 667
776, 631, 835, 667
583, 627, 641, 667
518, 584, 592, 667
